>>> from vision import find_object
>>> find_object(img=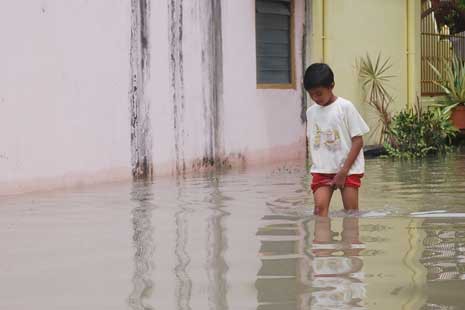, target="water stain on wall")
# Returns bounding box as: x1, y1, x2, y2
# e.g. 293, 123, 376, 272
169, 0, 226, 174
130, 0, 153, 179
169, 0, 187, 174
301, 0, 310, 124
200, 0, 224, 168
